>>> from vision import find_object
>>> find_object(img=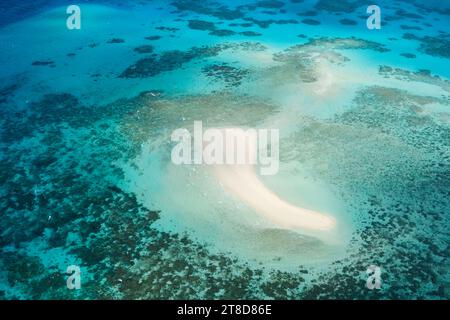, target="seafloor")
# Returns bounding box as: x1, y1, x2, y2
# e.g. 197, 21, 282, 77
0, 0, 449, 299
